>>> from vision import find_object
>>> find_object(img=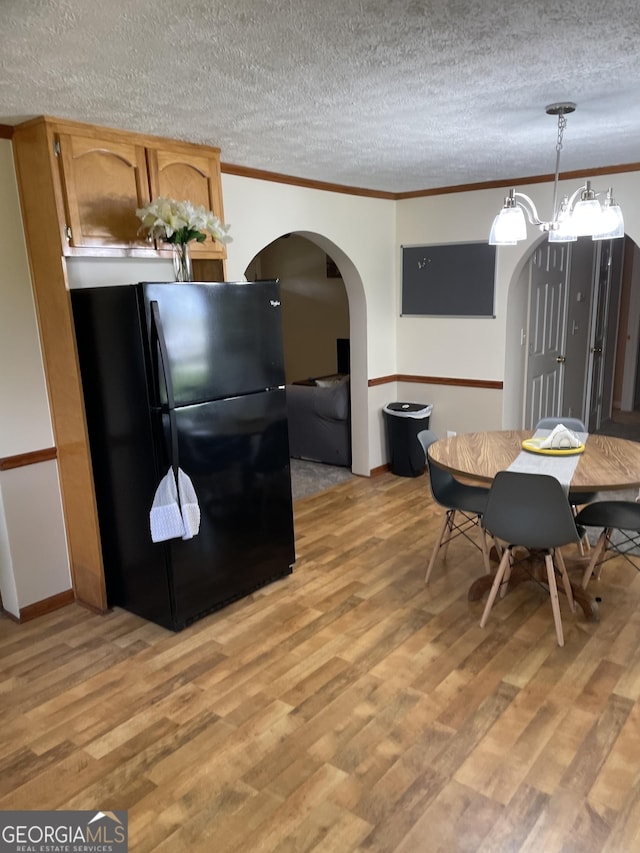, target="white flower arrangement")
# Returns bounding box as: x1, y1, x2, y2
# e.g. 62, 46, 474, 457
136, 197, 232, 246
